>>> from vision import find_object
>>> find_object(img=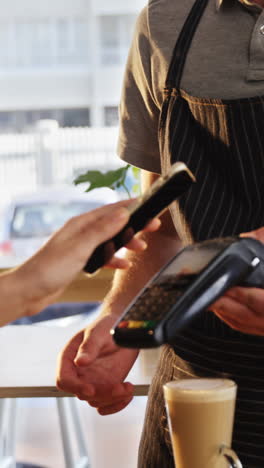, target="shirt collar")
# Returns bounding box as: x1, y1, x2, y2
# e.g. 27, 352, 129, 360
216, 0, 262, 10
